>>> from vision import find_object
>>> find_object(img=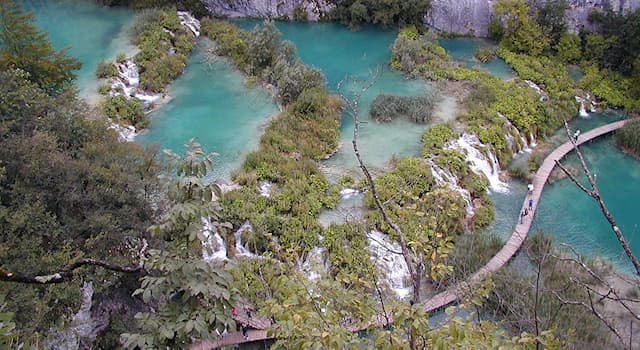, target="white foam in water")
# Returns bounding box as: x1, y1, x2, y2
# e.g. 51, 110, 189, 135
108, 119, 137, 142
368, 230, 412, 299
258, 181, 272, 197
575, 96, 590, 118
299, 246, 326, 282
177, 11, 200, 37
447, 133, 509, 193
428, 160, 474, 216
339, 188, 360, 200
